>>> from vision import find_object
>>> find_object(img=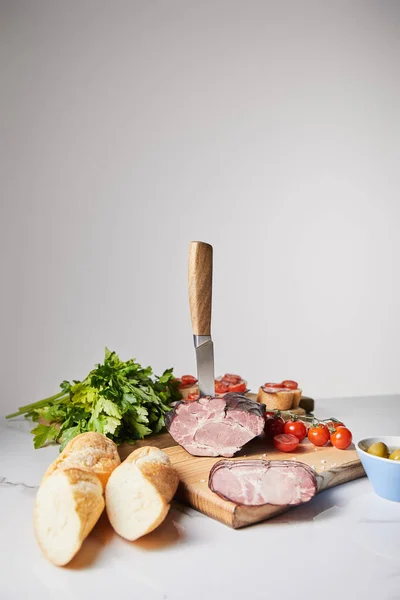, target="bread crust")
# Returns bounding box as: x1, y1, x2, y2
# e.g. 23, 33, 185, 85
105, 446, 179, 541
256, 387, 294, 410
43, 432, 121, 489
125, 446, 179, 503
291, 389, 303, 408
34, 468, 104, 567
